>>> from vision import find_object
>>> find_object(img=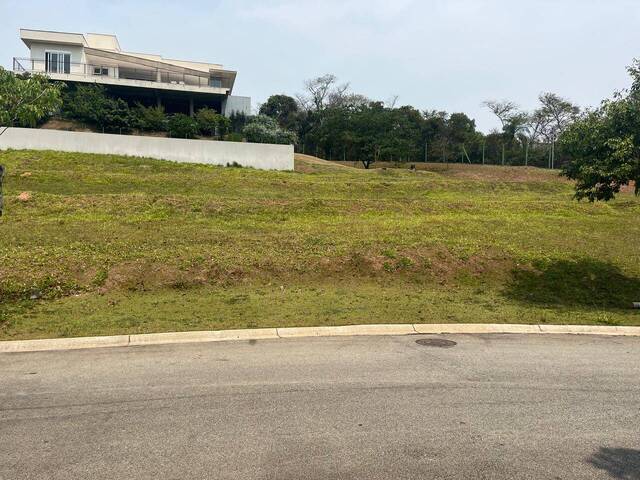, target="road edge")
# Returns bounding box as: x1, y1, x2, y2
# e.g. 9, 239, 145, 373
1, 323, 639, 353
